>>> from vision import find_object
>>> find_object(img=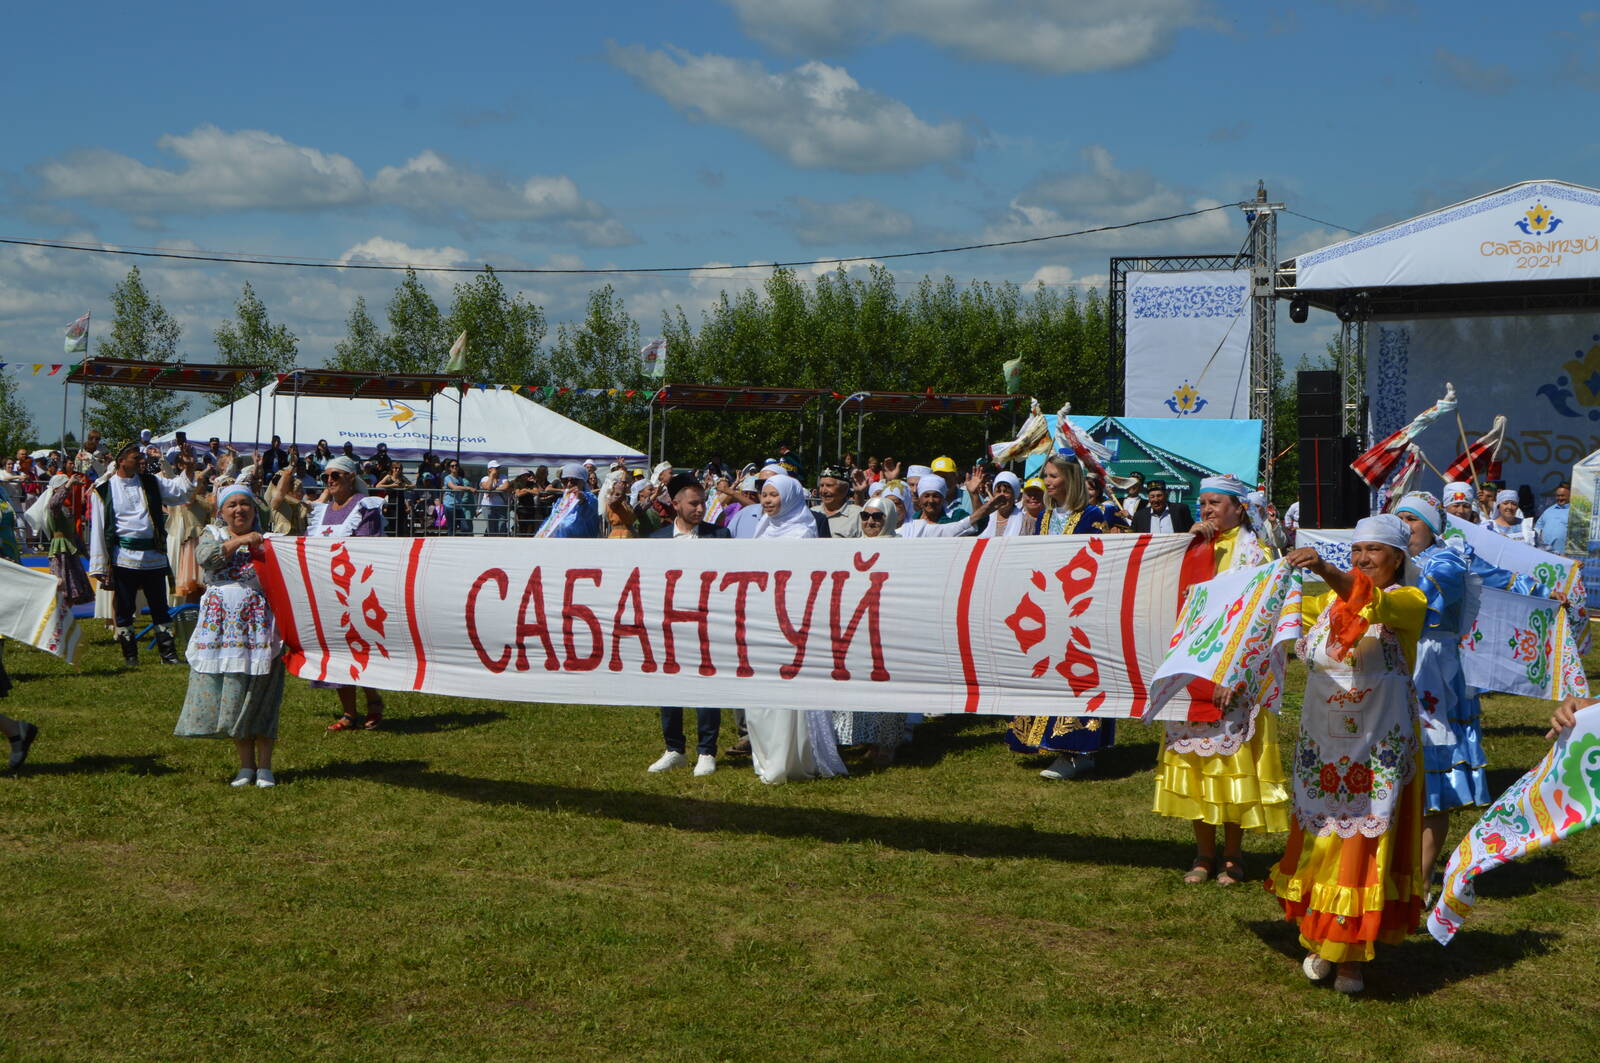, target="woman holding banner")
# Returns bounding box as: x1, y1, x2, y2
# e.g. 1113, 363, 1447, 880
1391, 492, 1491, 887
308, 457, 389, 731
1006, 454, 1116, 779
1152, 474, 1289, 886
1275, 515, 1427, 995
